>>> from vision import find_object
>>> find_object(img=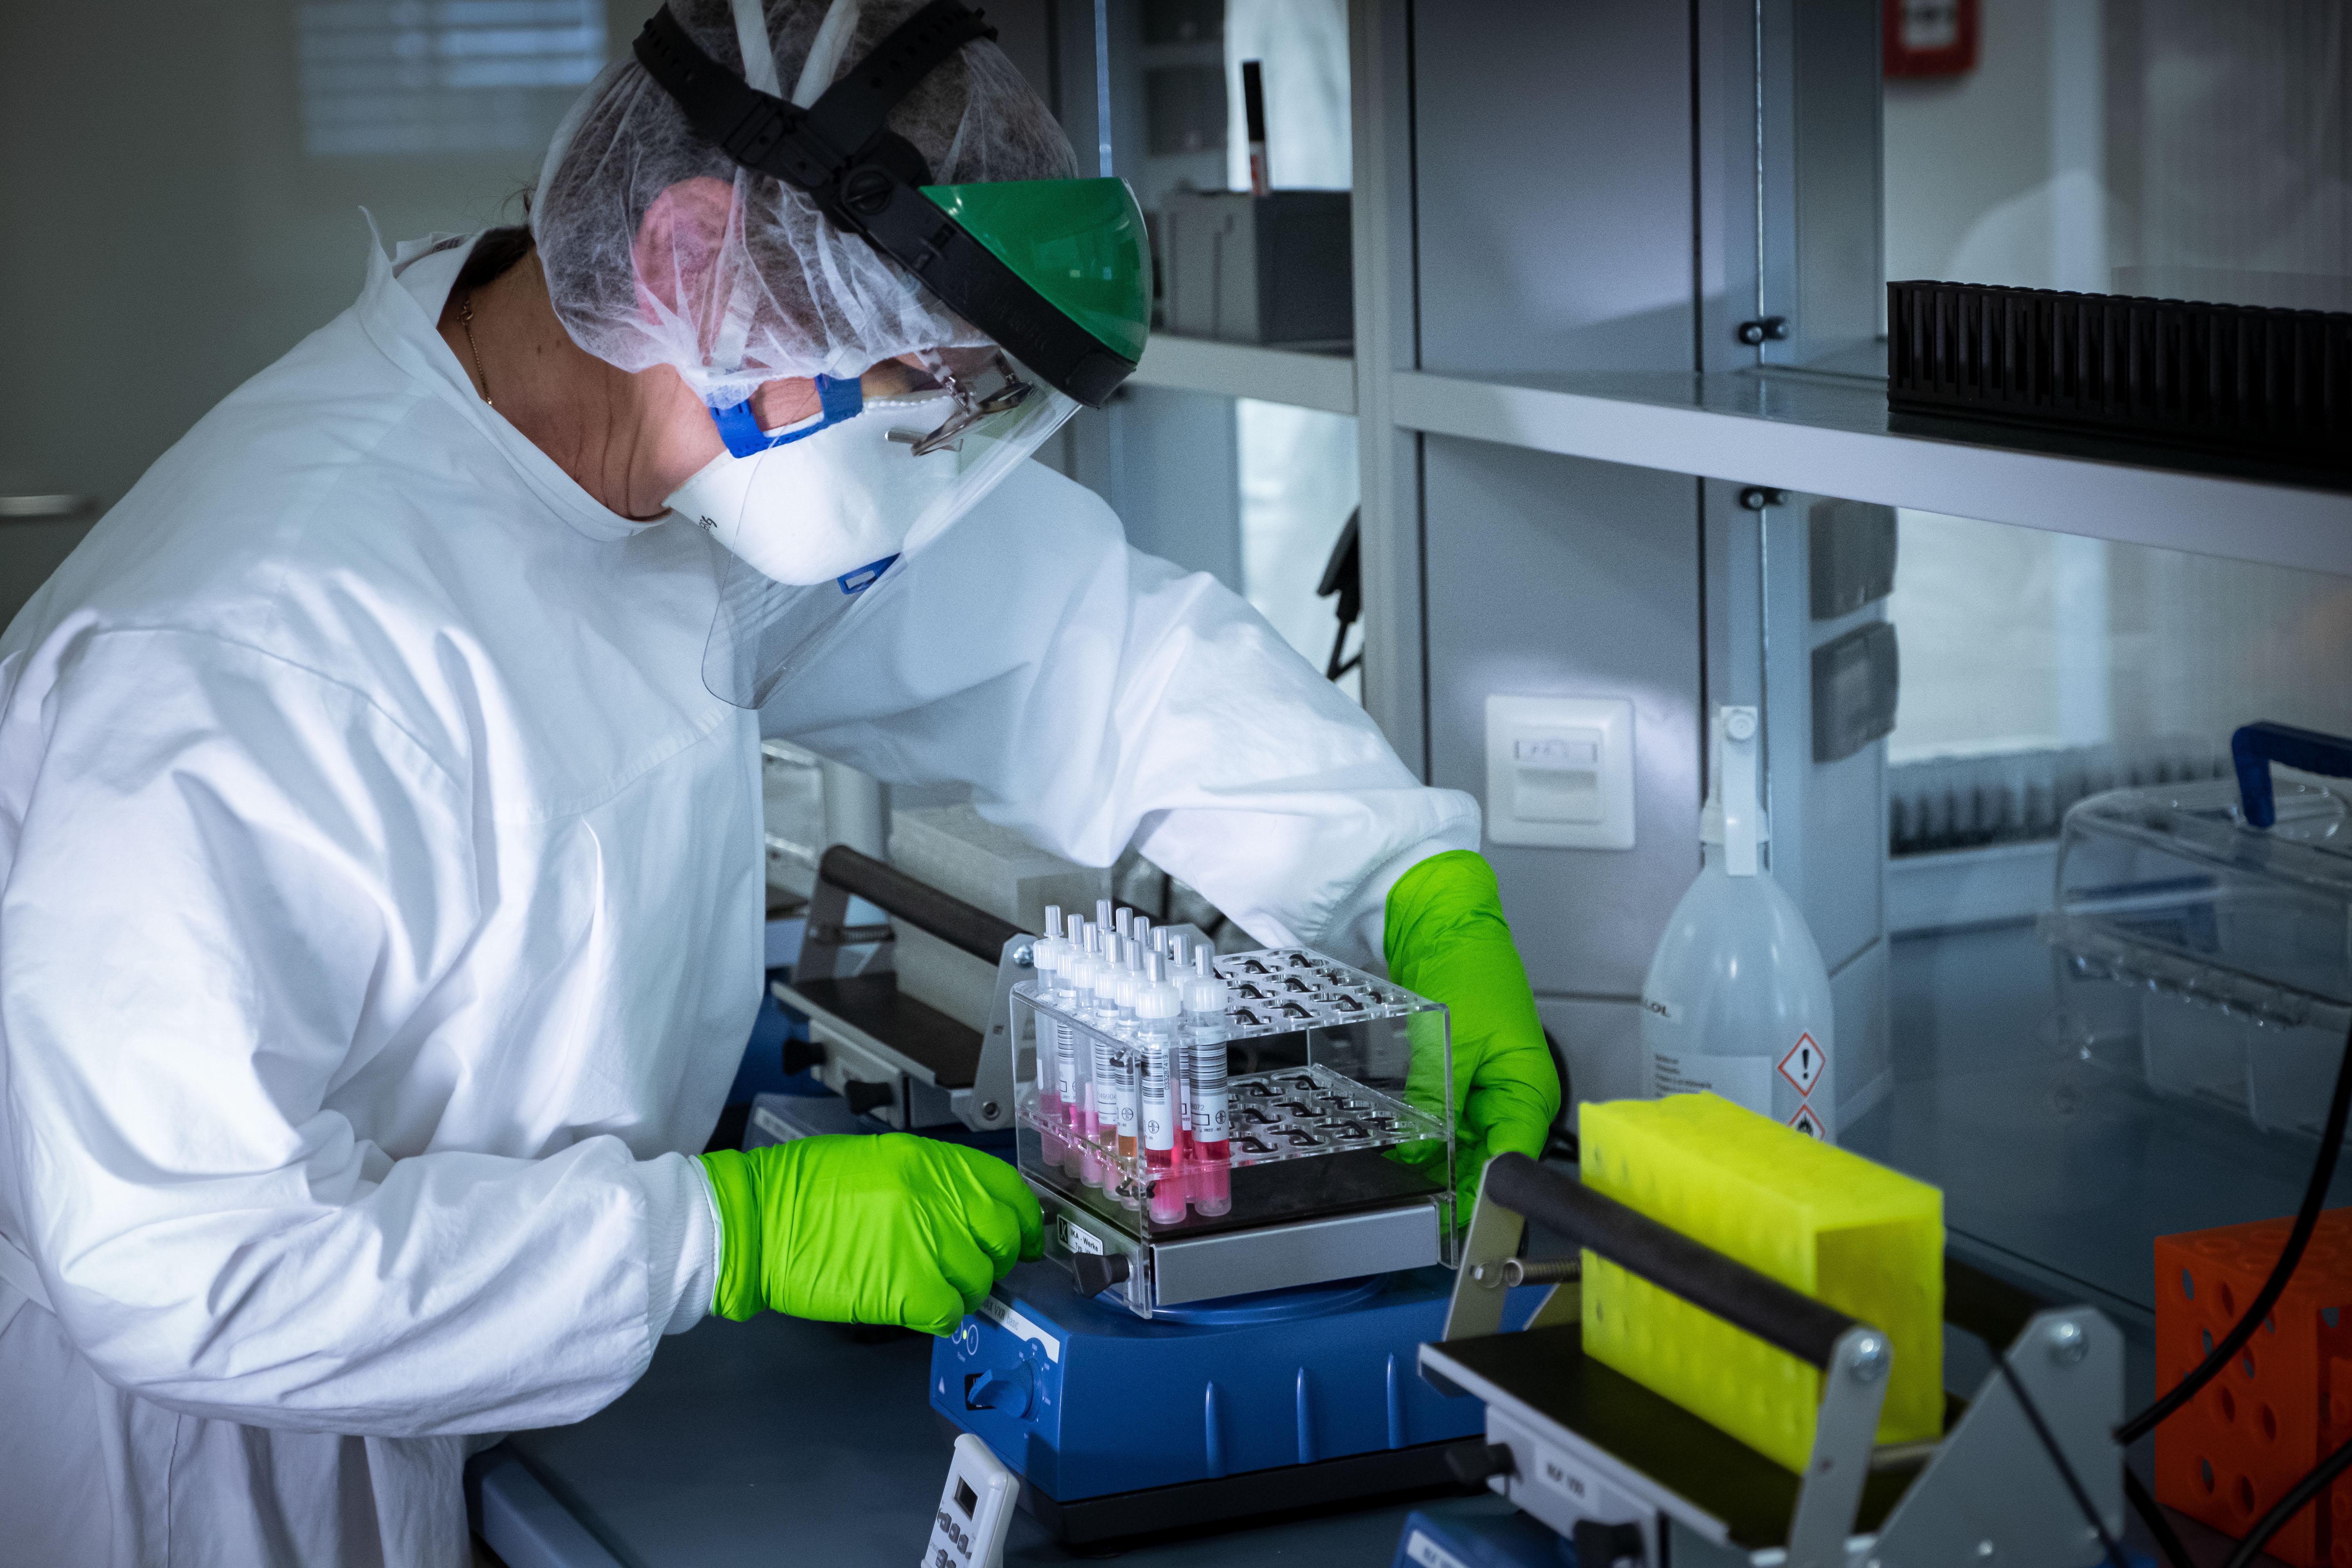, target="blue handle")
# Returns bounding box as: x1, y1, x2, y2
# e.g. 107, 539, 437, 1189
2232, 722, 2352, 829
